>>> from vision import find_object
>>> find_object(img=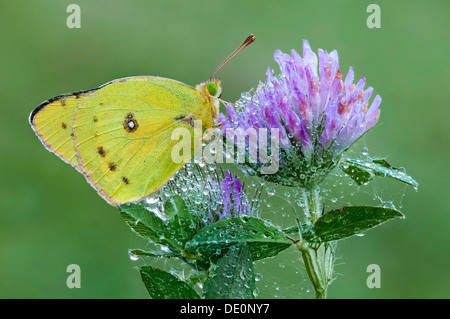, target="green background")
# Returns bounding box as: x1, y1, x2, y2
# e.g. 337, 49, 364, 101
0, 0, 448, 299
